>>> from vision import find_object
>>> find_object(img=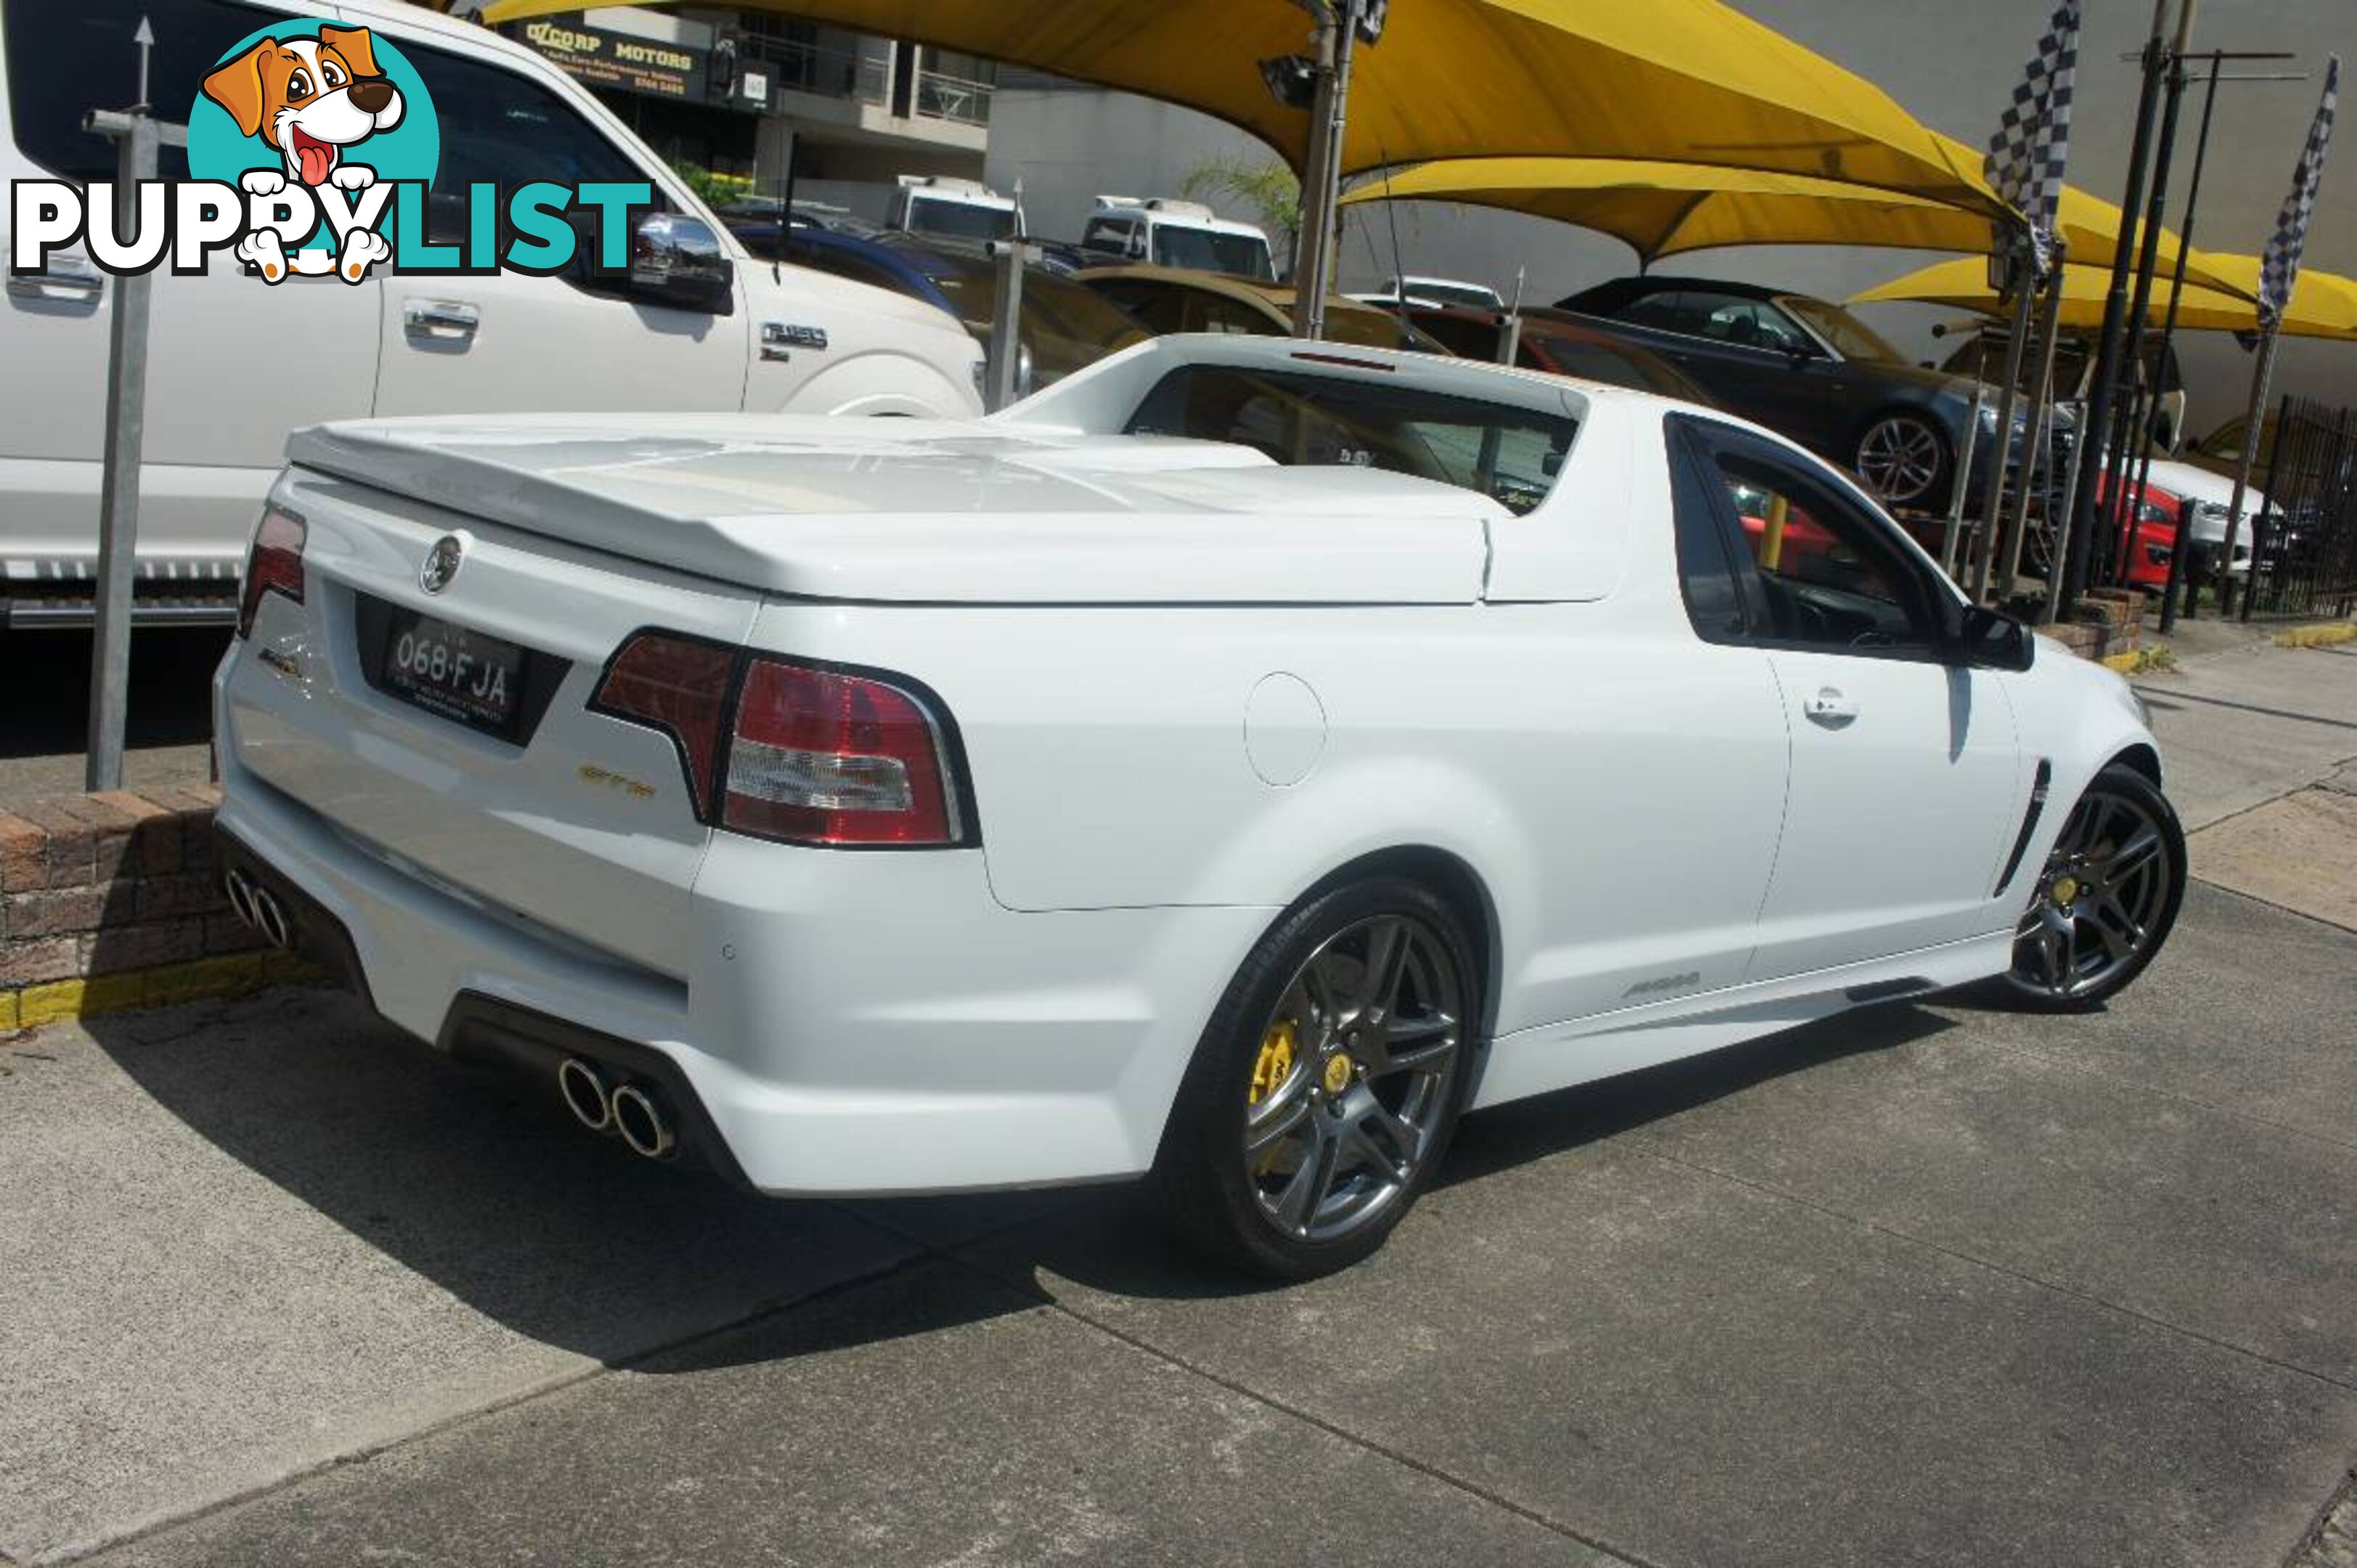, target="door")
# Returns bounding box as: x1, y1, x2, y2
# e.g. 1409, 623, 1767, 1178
1, 0, 380, 578
1675, 420, 2024, 979
1641, 290, 1851, 452
370, 37, 746, 421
